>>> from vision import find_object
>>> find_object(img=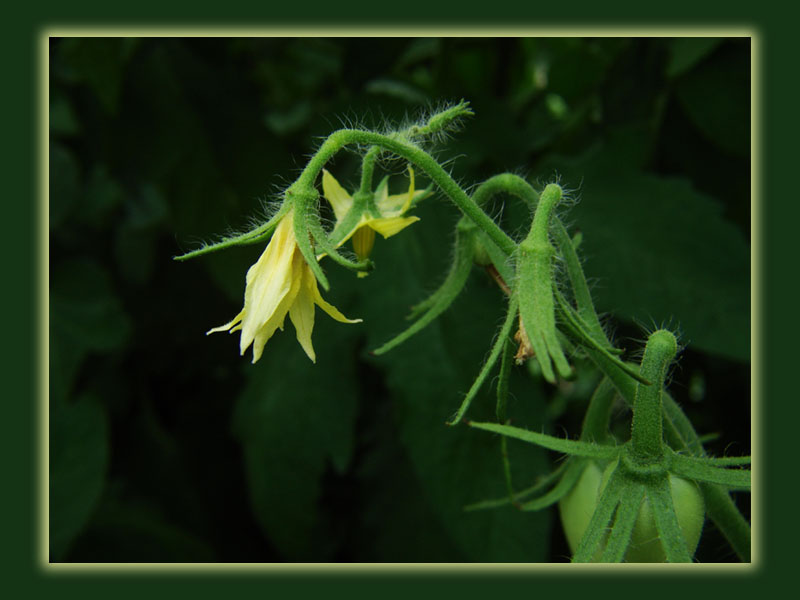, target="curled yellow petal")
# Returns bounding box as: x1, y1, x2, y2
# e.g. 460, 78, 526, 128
322, 169, 354, 222
352, 225, 376, 261
206, 309, 245, 335
309, 271, 362, 324
289, 265, 318, 363
209, 205, 362, 363
368, 216, 421, 239
248, 249, 305, 362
